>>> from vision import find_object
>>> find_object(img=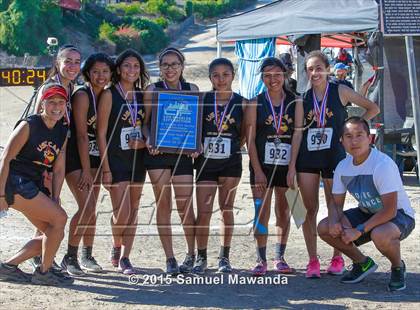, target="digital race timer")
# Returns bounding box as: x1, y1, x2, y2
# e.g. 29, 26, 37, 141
0, 67, 50, 87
